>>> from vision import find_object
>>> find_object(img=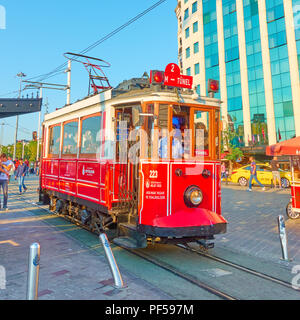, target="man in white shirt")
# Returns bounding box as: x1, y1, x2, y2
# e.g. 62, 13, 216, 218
0, 154, 11, 211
